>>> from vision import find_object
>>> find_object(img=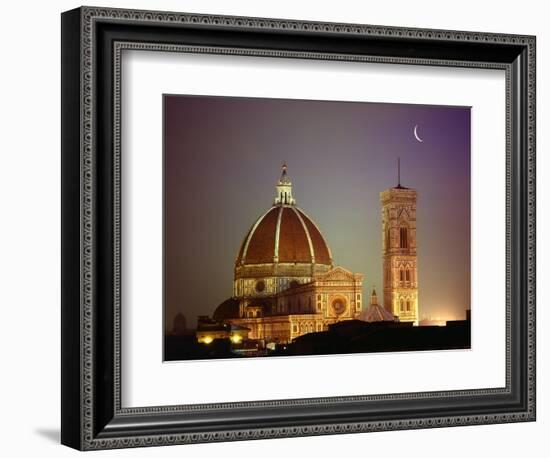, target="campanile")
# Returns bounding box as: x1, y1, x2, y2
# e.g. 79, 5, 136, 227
380, 160, 419, 324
